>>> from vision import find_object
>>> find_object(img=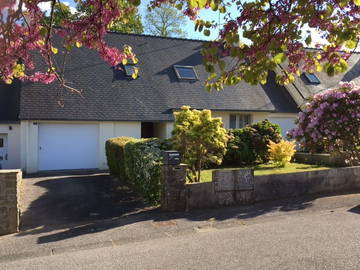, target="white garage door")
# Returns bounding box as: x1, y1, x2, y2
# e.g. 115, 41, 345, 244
38, 124, 99, 170
268, 117, 297, 138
